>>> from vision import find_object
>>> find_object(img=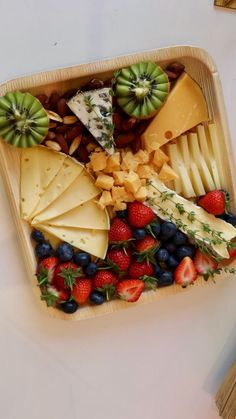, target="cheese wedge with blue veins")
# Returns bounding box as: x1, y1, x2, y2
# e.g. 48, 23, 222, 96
146, 177, 236, 259
67, 87, 115, 154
